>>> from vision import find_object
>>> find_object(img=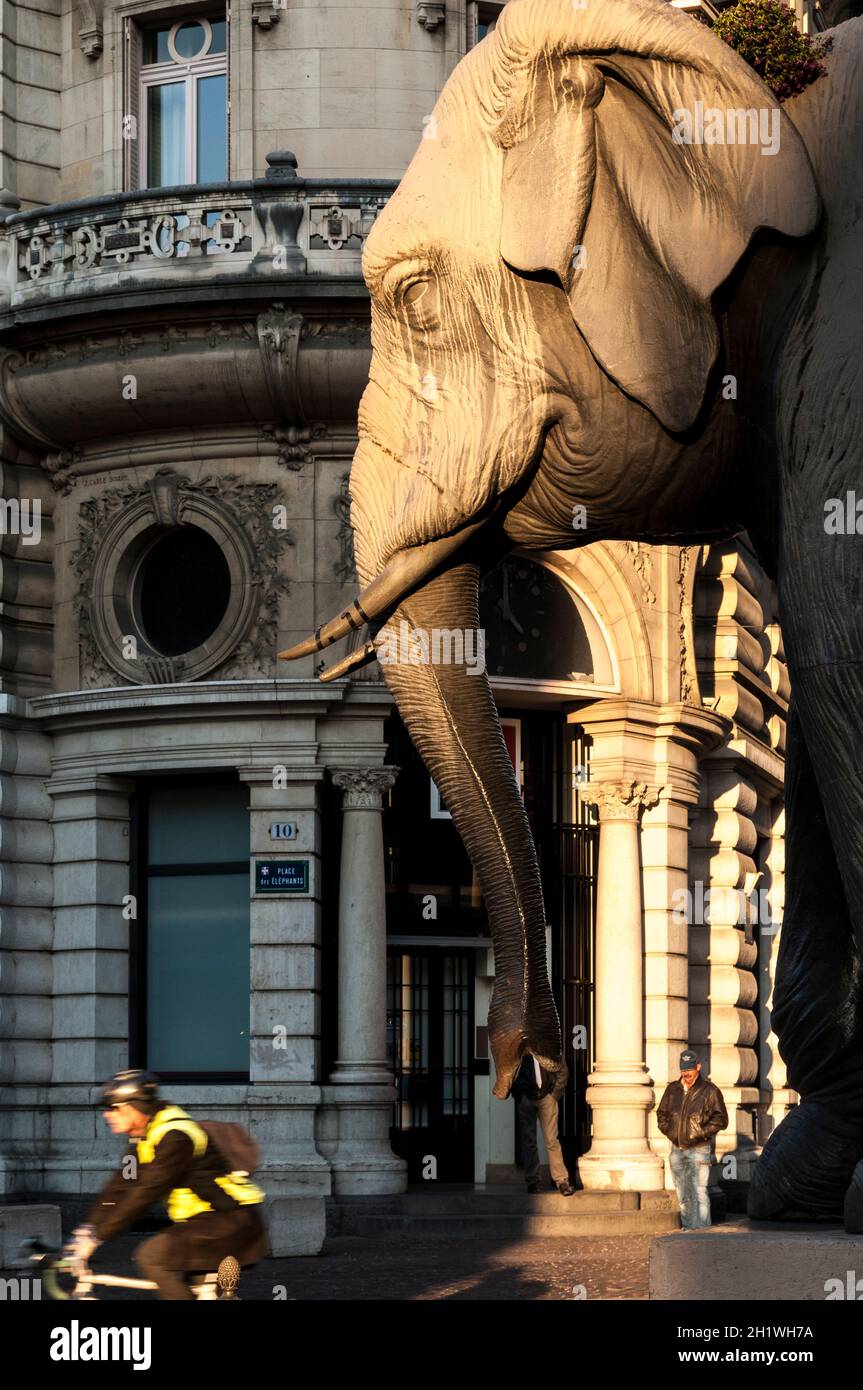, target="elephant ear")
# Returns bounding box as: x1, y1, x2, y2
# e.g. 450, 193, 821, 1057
494, 36, 819, 433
